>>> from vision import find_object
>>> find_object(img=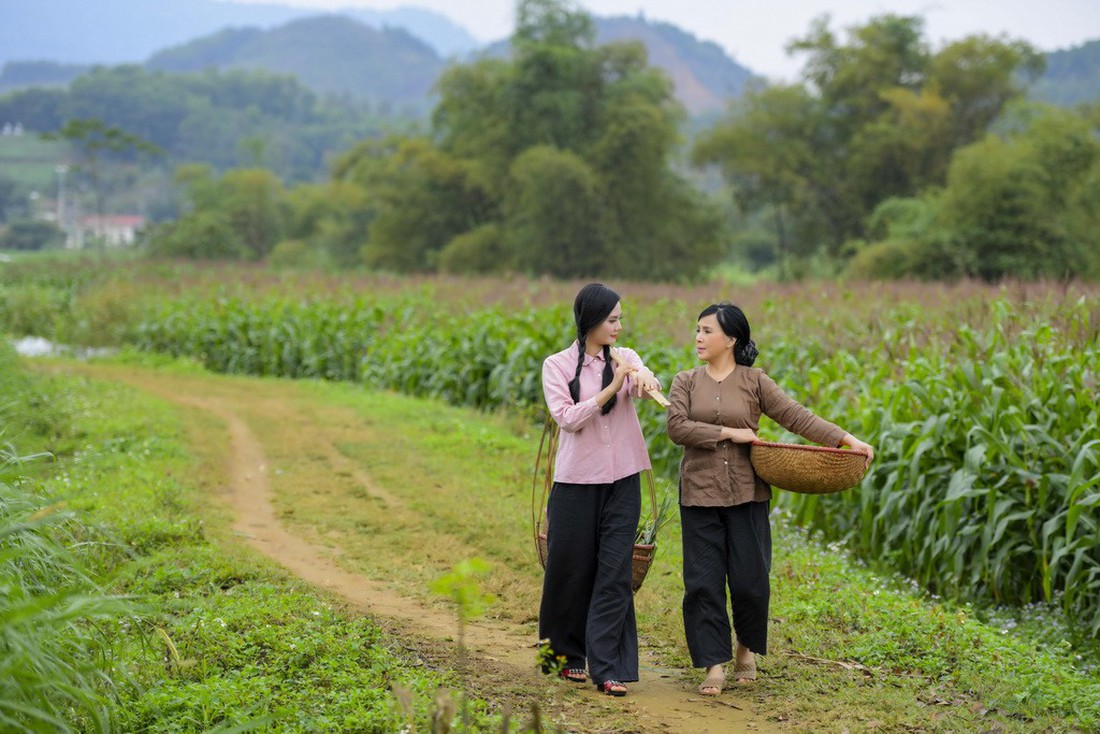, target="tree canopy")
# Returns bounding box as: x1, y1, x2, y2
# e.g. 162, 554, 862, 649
694, 14, 1046, 277
320, 0, 723, 280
